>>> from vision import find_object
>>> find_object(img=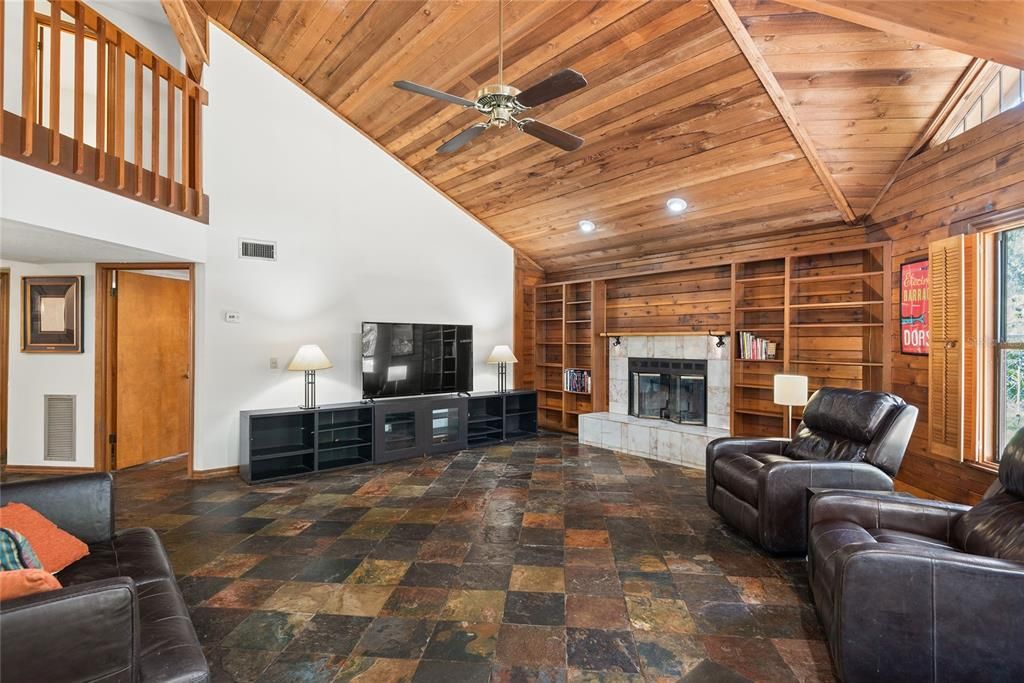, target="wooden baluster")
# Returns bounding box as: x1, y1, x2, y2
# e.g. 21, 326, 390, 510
194, 90, 203, 217
133, 45, 143, 196
114, 32, 125, 189
73, 1, 84, 174
151, 60, 160, 202
167, 77, 175, 208
22, 0, 36, 156
181, 80, 190, 213
95, 16, 106, 181
106, 33, 115, 167
48, 0, 60, 164
1, 0, 6, 146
